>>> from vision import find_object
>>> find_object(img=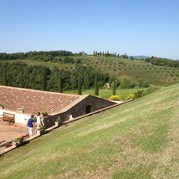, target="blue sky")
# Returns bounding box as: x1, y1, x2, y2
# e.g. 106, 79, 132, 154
0, 0, 179, 59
